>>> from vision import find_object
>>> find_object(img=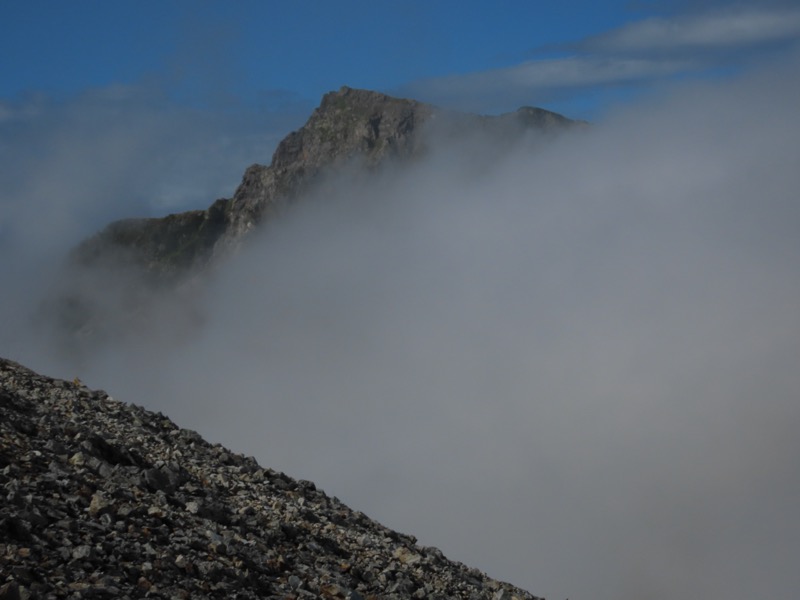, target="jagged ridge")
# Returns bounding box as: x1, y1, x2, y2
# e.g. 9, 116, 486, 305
73, 86, 581, 281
